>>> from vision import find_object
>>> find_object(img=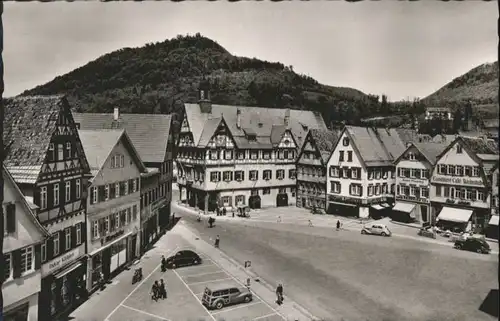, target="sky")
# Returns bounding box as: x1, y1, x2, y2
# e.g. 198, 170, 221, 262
3, 1, 497, 101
